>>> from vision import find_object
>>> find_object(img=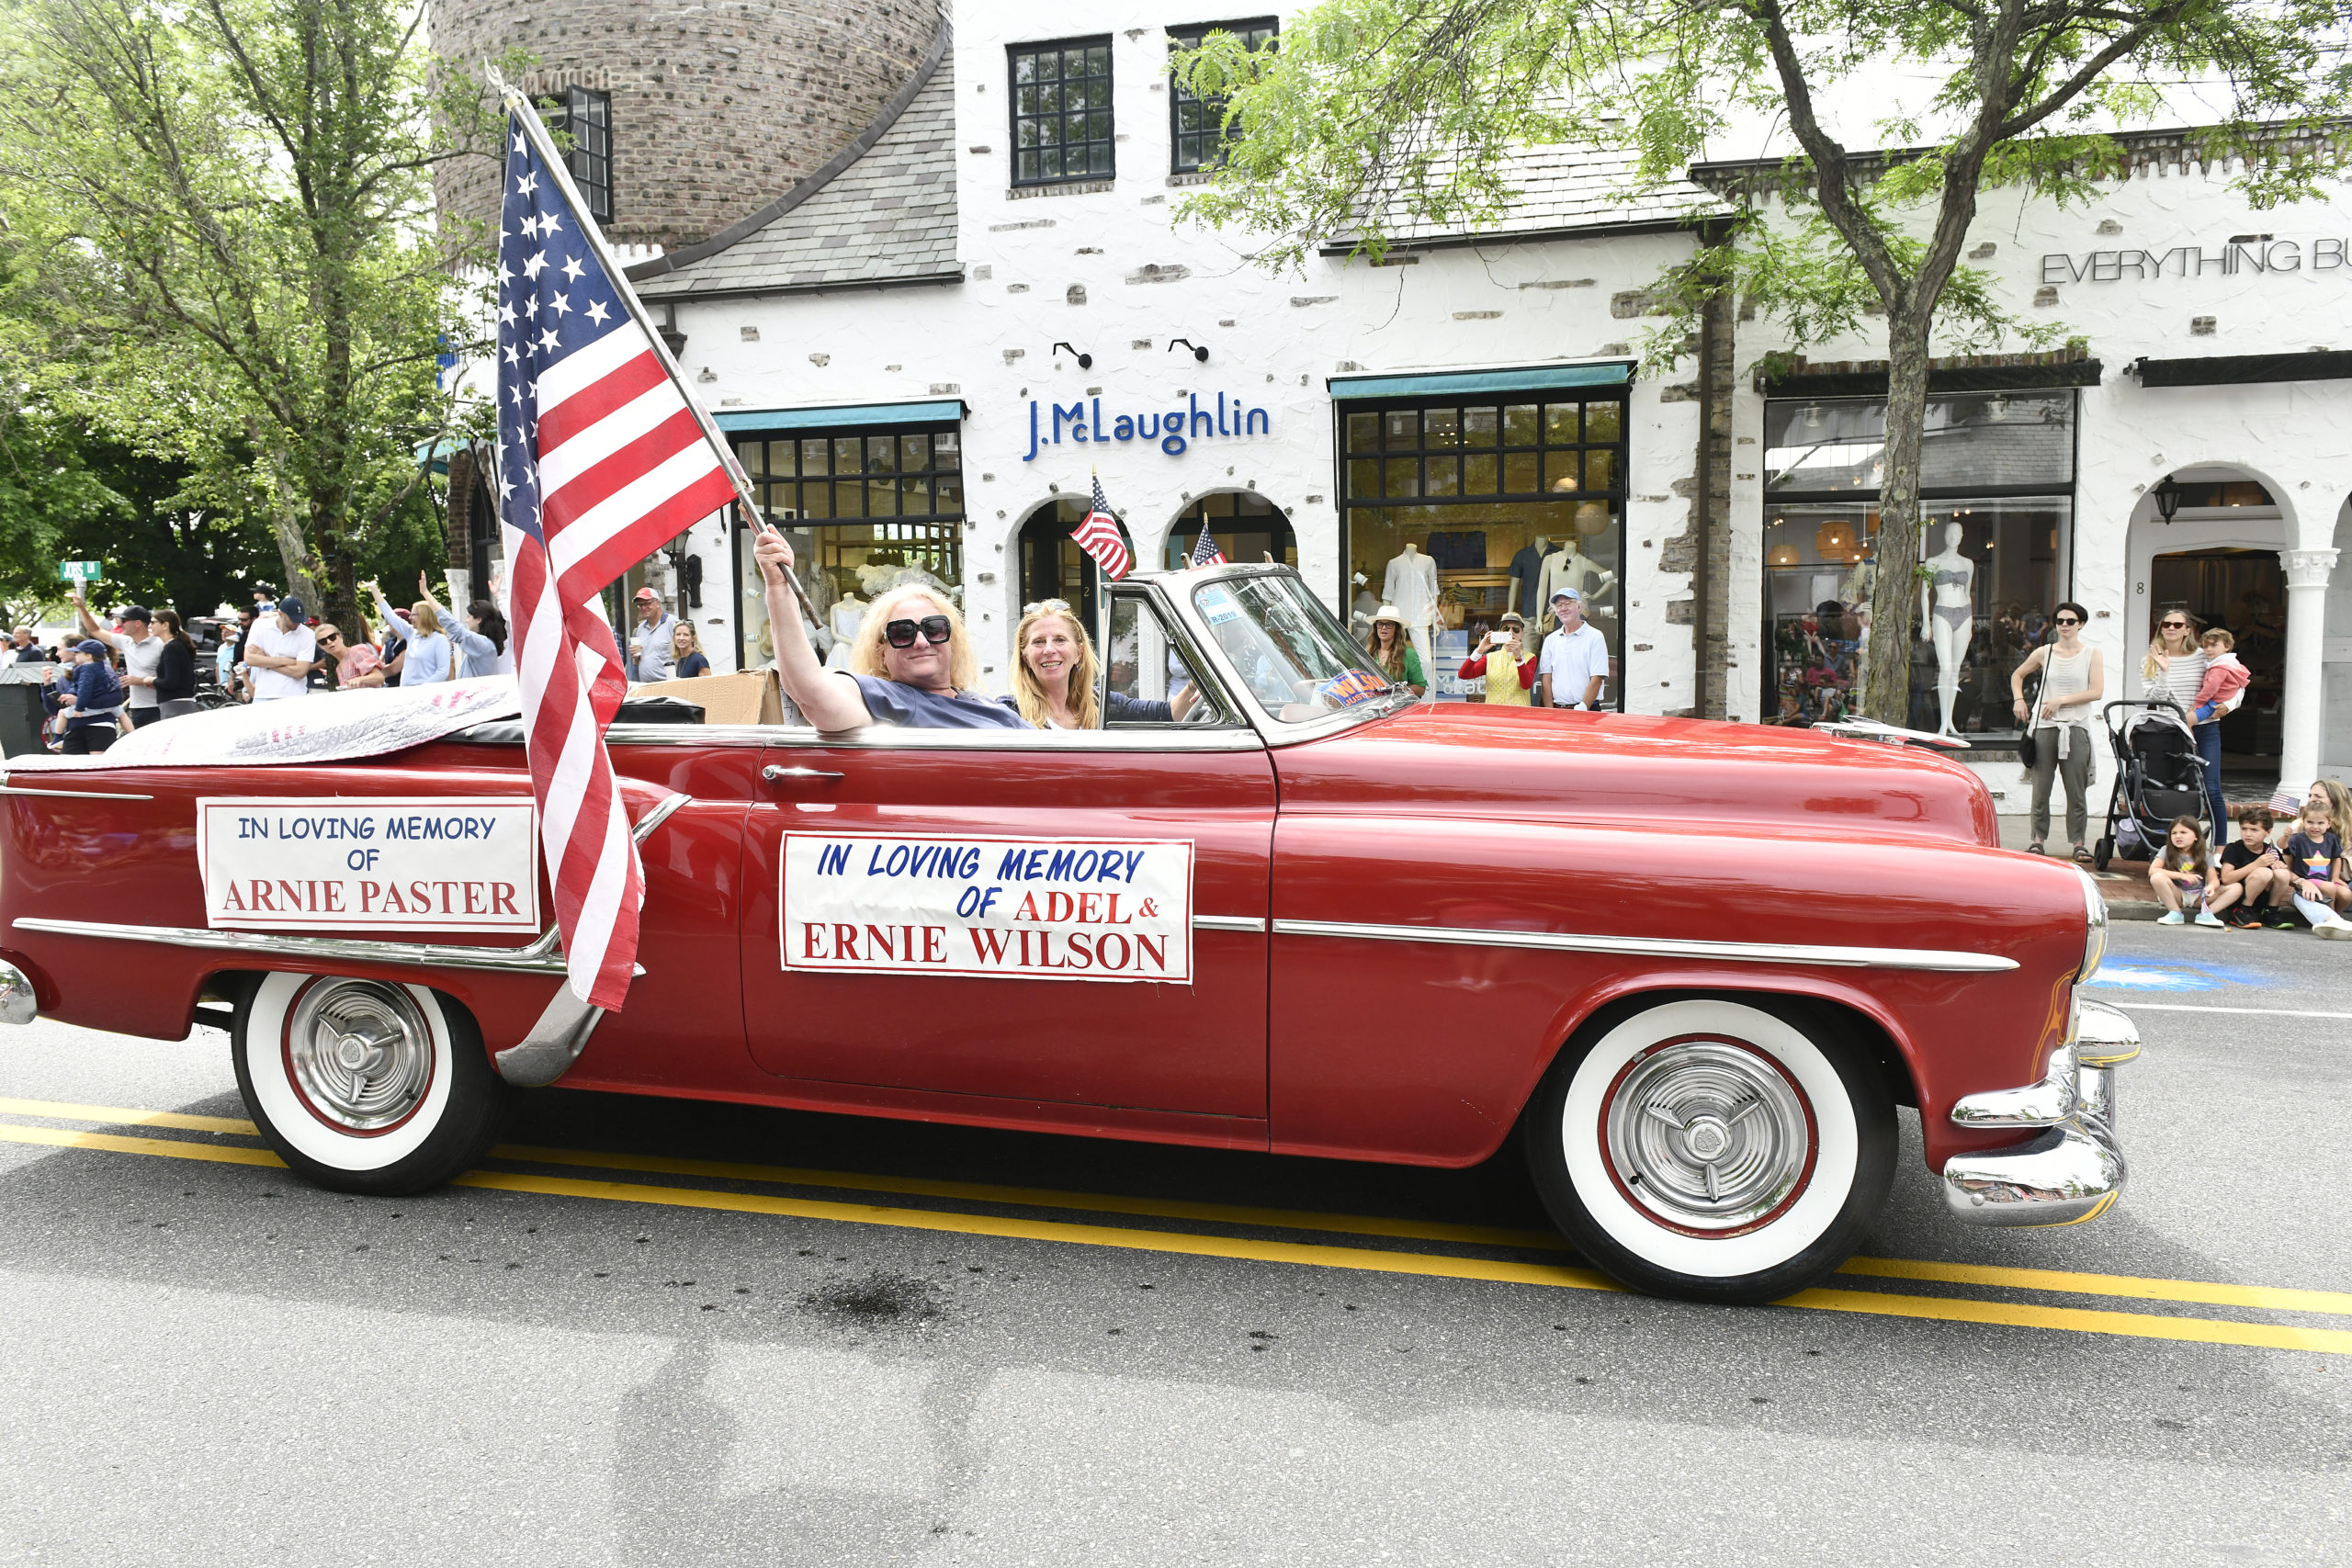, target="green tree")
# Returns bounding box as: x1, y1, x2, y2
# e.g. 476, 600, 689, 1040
0, 0, 499, 633
1178, 0, 2352, 721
